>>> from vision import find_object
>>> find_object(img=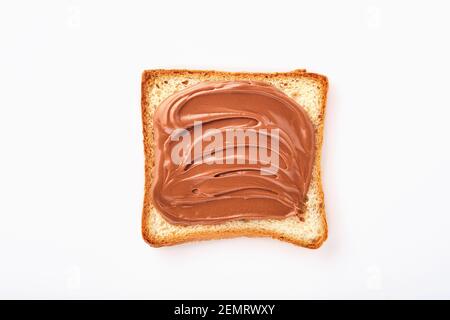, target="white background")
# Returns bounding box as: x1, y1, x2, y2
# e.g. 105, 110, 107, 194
1, 0, 449, 299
